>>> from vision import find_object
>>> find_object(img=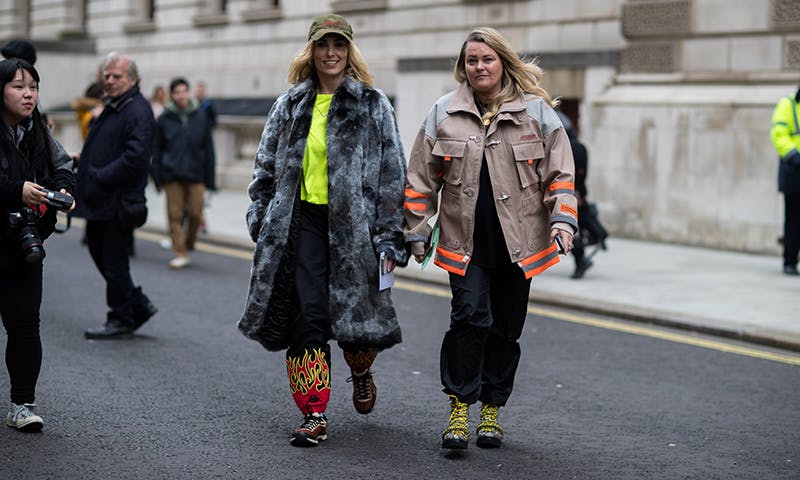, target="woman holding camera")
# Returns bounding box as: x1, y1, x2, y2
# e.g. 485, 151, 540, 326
0, 58, 75, 431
